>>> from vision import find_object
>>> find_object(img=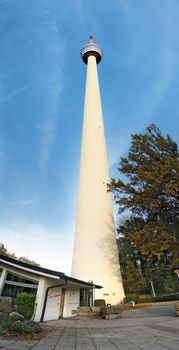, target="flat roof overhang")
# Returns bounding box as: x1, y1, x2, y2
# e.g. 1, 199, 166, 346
0, 255, 102, 289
